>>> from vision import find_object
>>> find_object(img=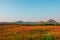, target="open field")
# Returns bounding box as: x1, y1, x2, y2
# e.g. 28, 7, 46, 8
0, 24, 60, 40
